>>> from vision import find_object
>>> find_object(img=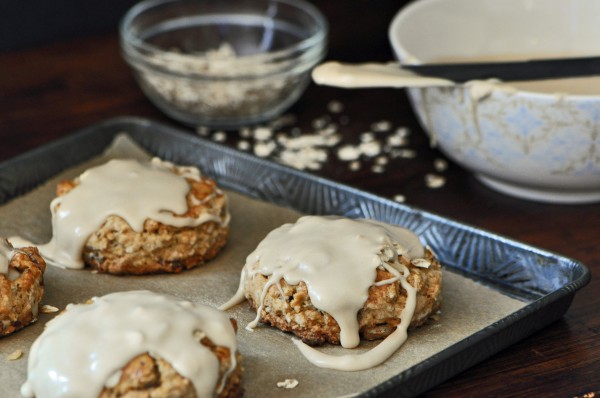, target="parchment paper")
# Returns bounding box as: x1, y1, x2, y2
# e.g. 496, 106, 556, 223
0, 135, 527, 397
